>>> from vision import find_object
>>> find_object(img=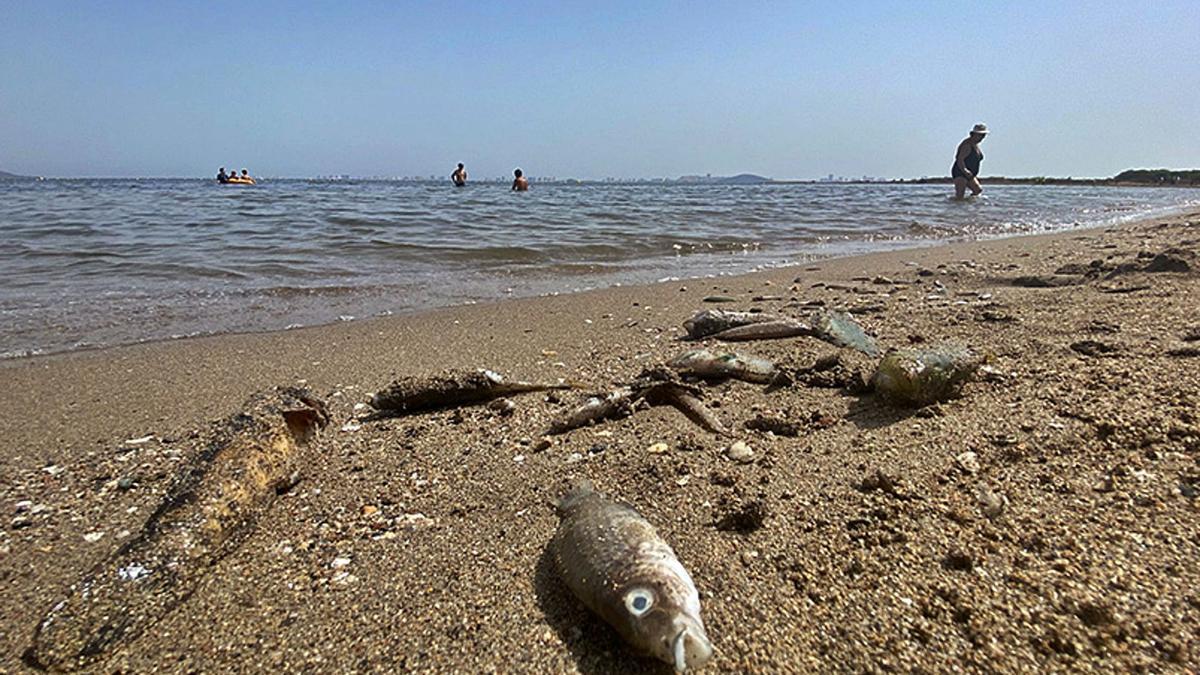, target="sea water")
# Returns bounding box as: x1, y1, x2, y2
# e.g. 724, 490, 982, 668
1, 179, 1197, 358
